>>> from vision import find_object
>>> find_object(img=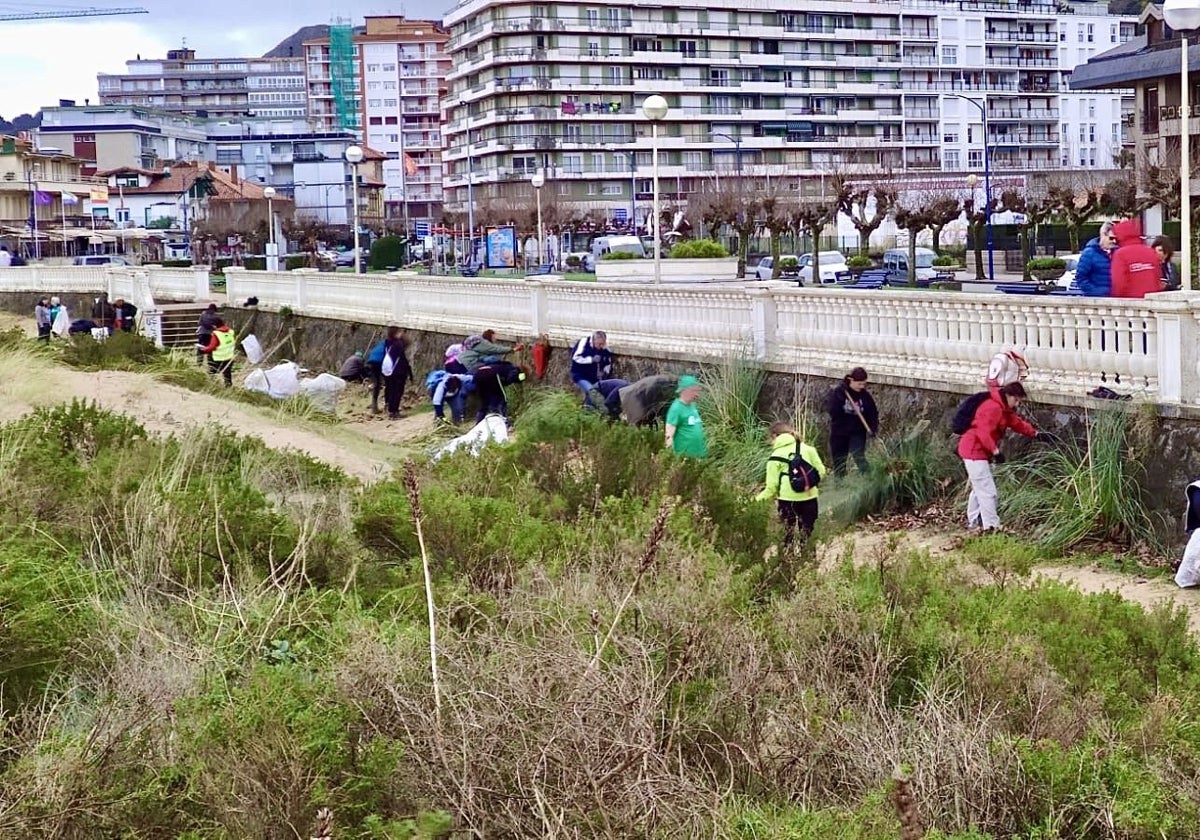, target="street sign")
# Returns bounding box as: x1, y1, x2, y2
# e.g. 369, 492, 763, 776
414, 221, 431, 236
613, 208, 628, 223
